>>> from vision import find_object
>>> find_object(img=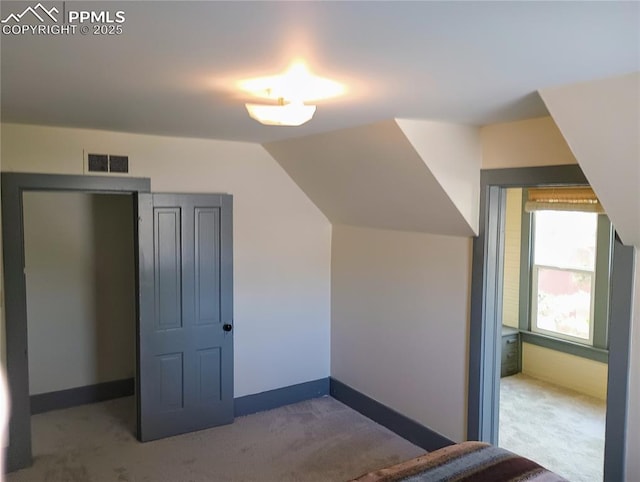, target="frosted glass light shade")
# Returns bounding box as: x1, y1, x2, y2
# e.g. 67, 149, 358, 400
245, 101, 316, 126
